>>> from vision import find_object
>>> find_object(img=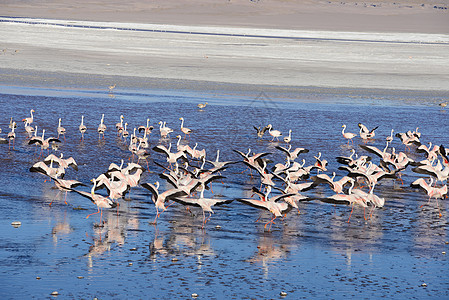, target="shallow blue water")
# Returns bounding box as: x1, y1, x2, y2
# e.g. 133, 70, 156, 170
0, 86, 448, 299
